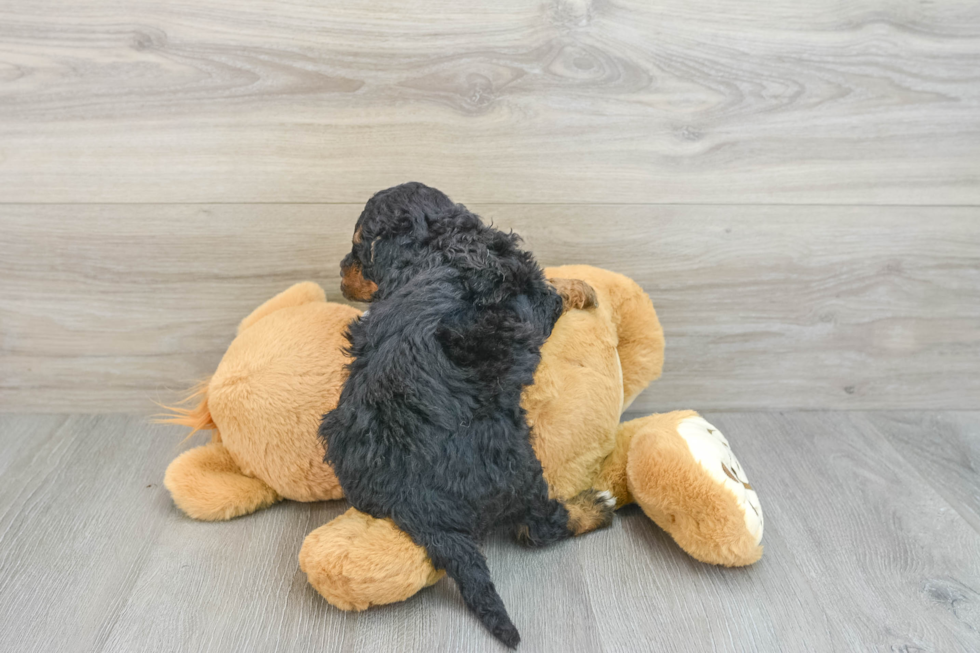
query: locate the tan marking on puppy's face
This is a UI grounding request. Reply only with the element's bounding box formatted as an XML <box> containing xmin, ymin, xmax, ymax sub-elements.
<box><xmin>353</xmin><ymin>226</ymin><xmax>363</xmax><ymax>245</ymax></box>
<box><xmin>341</xmin><ymin>260</ymin><xmax>378</xmax><ymax>302</ymax></box>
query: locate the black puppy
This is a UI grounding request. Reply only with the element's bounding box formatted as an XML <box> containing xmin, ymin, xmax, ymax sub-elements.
<box><xmin>320</xmin><ymin>183</ymin><xmax>613</xmax><ymax>647</ymax></box>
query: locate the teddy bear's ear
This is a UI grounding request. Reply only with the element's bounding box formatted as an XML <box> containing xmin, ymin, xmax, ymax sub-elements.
<box><xmin>237</xmin><ymin>282</ymin><xmax>326</xmax><ymax>334</ymax></box>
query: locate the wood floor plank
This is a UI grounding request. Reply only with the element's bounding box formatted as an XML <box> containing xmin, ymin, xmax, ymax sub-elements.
<box><xmin>1</xmin><ymin>1</ymin><xmax>978</xmax><ymax>203</ymax></box>
<box><xmin>101</xmin><ymin>469</ymin><xmax>603</xmax><ymax>653</ymax></box>
<box><xmin>2</xmin><ymin>413</ymin><xmax>980</xmax><ymax>652</ymax></box>
<box><xmin>2</xmin><ymin>204</ymin><xmax>978</xmax><ymax>412</ymax></box>
<box><xmin>0</xmin><ymin>415</ymin><xmax>182</xmax><ymax>653</ymax></box>
<box><xmin>0</xmin><ymin>413</ymin><xmax>66</xmax><ymax>479</ymax></box>
<box><xmin>577</xmin><ymin>505</ymin><xmax>838</xmax><ymax>652</ymax></box>
<box><xmin>711</xmin><ymin>412</ymin><xmax>980</xmax><ymax>652</ymax></box>
<box><xmin>99</xmin><ymin>498</ymin><xmax>350</xmax><ymax>653</ymax></box>
<box><xmin>868</xmin><ymin>411</ymin><xmax>980</xmax><ymax>536</ymax></box>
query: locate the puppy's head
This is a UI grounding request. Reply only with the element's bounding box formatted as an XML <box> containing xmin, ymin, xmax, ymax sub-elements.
<box><xmin>339</xmin><ymin>182</ymin><xmax>458</xmax><ymax>302</ymax></box>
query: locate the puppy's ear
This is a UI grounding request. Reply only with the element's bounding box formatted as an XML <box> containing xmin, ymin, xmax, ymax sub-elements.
<box><xmin>367</xmin><ymin>234</ymin><xmax>417</xmax><ymax>280</ymax></box>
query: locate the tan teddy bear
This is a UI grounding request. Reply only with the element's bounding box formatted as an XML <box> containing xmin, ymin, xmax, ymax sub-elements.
<box><xmin>163</xmin><ymin>265</ymin><xmax>763</xmax><ymax>613</ymax></box>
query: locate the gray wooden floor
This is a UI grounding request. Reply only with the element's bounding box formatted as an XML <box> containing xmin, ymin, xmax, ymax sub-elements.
<box><xmin>1</xmin><ymin>412</ymin><xmax>978</xmax><ymax>653</ymax></box>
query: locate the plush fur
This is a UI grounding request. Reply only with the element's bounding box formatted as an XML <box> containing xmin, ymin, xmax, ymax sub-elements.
<box><xmin>299</xmin><ymin>507</ymin><xmax>445</xmax><ymax>611</ymax></box>
<box><xmin>164</xmin><ymin>441</ymin><xmax>280</xmax><ymax>521</ymax></box>
<box><xmin>161</xmin><ymin>267</ymin><xmax>766</xmax><ymax>625</ymax></box>
<box><xmin>522</xmin><ymin>265</ymin><xmax>664</xmax><ymax>501</ymax></box>
<box><xmin>161</xmin><ymin>281</ymin><xmax>357</xmax><ymax>510</ymax></box>
<box><xmin>319</xmin><ymin>183</ymin><xmax>613</xmax><ymax>647</ymax></box>
<box><xmin>624</xmin><ymin>411</ymin><xmax>764</xmax><ymax>566</ymax></box>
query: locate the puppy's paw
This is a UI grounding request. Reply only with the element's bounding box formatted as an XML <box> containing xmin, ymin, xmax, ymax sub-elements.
<box><xmin>548</xmin><ymin>278</ymin><xmax>598</xmax><ymax>311</ymax></box>
<box><xmin>565</xmin><ymin>488</ymin><xmax>615</xmax><ymax>536</ymax></box>
<box><xmin>596</xmin><ymin>490</ymin><xmax>616</xmax><ymax>509</ymax></box>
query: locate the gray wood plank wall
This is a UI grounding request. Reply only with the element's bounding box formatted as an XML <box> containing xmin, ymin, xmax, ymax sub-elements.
<box><xmin>1</xmin><ymin>0</ymin><xmax>978</xmax><ymax>412</ymax></box>
<box><xmin>1</xmin><ymin>1</ymin><xmax>978</xmax><ymax>204</ymax></box>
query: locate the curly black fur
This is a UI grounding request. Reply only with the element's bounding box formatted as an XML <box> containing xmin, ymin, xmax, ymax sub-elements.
<box><xmin>320</xmin><ymin>183</ymin><xmax>592</xmax><ymax>647</ymax></box>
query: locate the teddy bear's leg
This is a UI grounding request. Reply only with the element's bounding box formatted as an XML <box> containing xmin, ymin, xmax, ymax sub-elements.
<box><xmin>237</xmin><ymin>281</ymin><xmax>326</xmax><ymax>334</ymax></box>
<box><xmin>164</xmin><ymin>440</ymin><xmax>281</xmax><ymax>521</ymax></box>
<box><xmin>299</xmin><ymin>508</ymin><xmax>445</xmax><ymax>611</ymax></box>
<box><xmin>609</xmin><ymin>411</ymin><xmax>764</xmax><ymax>567</ymax></box>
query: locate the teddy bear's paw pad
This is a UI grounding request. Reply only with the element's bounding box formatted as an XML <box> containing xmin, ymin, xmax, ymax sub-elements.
<box><xmin>677</xmin><ymin>416</ymin><xmax>763</xmax><ymax>544</ymax></box>
<box><xmin>565</xmin><ymin>489</ymin><xmax>615</xmax><ymax>535</ymax></box>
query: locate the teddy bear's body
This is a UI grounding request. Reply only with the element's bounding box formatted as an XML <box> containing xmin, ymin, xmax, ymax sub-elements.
<box><xmin>163</xmin><ymin>282</ymin><xmax>355</xmax><ymax>519</ymax></box>
<box><xmin>164</xmin><ymin>265</ymin><xmax>763</xmax><ymax>615</ymax></box>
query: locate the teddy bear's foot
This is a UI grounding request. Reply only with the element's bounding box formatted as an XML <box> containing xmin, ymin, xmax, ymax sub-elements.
<box><xmin>624</xmin><ymin>411</ymin><xmax>763</xmax><ymax>567</ymax></box>
<box><xmin>164</xmin><ymin>441</ymin><xmax>281</xmax><ymax>521</ymax></box>
<box><xmin>300</xmin><ymin>508</ymin><xmax>445</xmax><ymax>611</ymax></box>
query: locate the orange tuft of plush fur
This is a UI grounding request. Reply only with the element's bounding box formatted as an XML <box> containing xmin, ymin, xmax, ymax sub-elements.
<box><xmin>154</xmin><ymin>379</ymin><xmax>216</xmax><ymax>440</ymax></box>
<box><xmin>299</xmin><ymin>508</ymin><xmax>444</xmax><ymax>610</ymax></box>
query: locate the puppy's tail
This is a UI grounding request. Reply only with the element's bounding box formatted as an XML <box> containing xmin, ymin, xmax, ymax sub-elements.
<box><xmin>416</xmin><ymin>531</ymin><xmax>520</xmax><ymax>648</ymax></box>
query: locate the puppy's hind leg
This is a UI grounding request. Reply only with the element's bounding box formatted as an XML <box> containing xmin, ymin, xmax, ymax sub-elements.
<box><xmin>515</xmin><ymin>481</ymin><xmax>616</xmax><ymax>546</ymax></box>
<box><xmin>564</xmin><ymin>489</ymin><xmax>617</xmax><ymax>536</ymax></box>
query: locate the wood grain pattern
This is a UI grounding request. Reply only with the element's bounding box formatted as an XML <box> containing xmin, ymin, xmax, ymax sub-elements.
<box><xmin>0</xmin><ymin>415</ymin><xmax>179</xmax><ymax>653</ymax></box>
<box><xmin>868</xmin><ymin>411</ymin><xmax>980</xmax><ymax>535</ymax></box>
<box><xmin>2</xmin><ymin>203</ymin><xmax>978</xmax><ymax>412</ymax></box>
<box><xmin>0</xmin><ymin>0</ymin><xmax>978</xmax><ymax>203</ymax></box>
<box><xmin>1</xmin><ymin>412</ymin><xmax>979</xmax><ymax>652</ymax></box>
